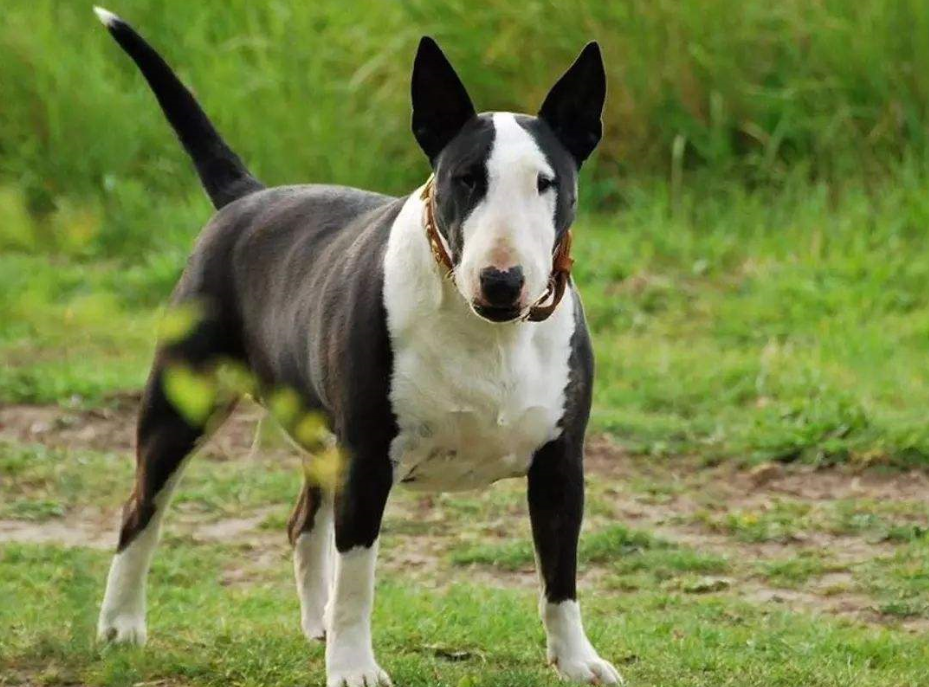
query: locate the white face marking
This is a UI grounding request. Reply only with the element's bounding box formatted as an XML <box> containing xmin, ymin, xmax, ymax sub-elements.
<box><xmin>293</xmin><ymin>495</ymin><xmax>334</xmax><ymax>641</ymax></box>
<box><xmin>456</xmin><ymin>113</ymin><xmax>558</xmax><ymax>310</ymax></box>
<box><xmin>325</xmin><ymin>543</ymin><xmax>392</xmax><ymax>686</ymax></box>
<box><xmin>541</xmin><ymin>600</ymin><xmax>623</xmax><ymax>684</ymax></box>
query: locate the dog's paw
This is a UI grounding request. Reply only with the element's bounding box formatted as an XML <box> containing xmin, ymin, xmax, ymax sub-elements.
<box><xmin>326</xmin><ymin>626</ymin><xmax>391</xmax><ymax>687</ymax></box>
<box><xmin>97</xmin><ymin>613</ymin><xmax>147</xmax><ymax>646</ymax></box>
<box><xmin>326</xmin><ymin>663</ymin><xmax>392</xmax><ymax>687</ymax></box>
<box><xmin>550</xmin><ymin>647</ymin><xmax>622</xmax><ymax>684</ymax></box>
<box><xmin>301</xmin><ymin>614</ymin><xmax>327</xmax><ymax>642</ymax></box>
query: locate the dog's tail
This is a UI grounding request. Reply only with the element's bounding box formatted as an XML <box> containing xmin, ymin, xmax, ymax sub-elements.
<box><xmin>93</xmin><ymin>7</ymin><xmax>263</xmax><ymax>209</ymax></box>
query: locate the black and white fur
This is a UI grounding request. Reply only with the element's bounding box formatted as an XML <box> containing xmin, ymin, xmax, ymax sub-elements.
<box><xmin>93</xmin><ymin>7</ymin><xmax>618</xmax><ymax>685</ymax></box>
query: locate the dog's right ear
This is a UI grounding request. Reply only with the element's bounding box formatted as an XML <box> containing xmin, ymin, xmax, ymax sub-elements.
<box><xmin>411</xmin><ymin>37</ymin><xmax>476</xmax><ymax>164</ymax></box>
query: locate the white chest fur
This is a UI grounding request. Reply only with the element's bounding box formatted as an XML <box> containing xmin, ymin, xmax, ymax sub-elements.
<box><xmin>382</xmin><ymin>191</ymin><xmax>575</xmax><ymax>492</ymax></box>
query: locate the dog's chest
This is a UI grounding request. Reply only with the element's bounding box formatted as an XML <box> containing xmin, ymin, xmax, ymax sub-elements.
<box><xmin>386</xmin><ymin>300</ymin><xmax>575</xmax><ymax>492</ymax></box>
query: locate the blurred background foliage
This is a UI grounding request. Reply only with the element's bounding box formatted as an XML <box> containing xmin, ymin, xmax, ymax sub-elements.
<box><xmin>3</xmin><ymin>0</ymin><xmax>929</xmax><ymax>257</ymax></box>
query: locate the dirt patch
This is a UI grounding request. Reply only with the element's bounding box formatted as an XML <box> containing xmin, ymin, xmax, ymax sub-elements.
<box><xmin>0</xmin><ymin>399</ymin><xmax>136</xmax><ymax>453</ymax></box>
<box><xmin>0</xmin><ymin>507</ymin><xmax>281</xmax><ymax>552</ymax></box>
<box><xmin>0</xmin><ymin>515</ymin><xmax>114</xmax><ymax>550</ymax></box>
<box><xmin>0</xmin><ymin>395</ymin><xmax>270</xmax><ymax>460</ymax></box>
<box><xmin>742</xmin><ymin>580</ymin><xmax>872</xmax><ymax>620</ymax></box>
<box><xmin>580</xmin><ymin>435</ymin><xmax>929</xmax><ymax>629</ymax></box>
<box><xmin>195</xmin><ymin>512</ymin><xmax>269</xmax><ymax>542</ymax></box>
<box><xmin>585</xmin><ymin>435</ymin><xmax>929</xmax><ymax>512</ymax></box>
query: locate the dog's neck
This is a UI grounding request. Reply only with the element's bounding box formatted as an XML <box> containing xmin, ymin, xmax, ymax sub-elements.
<box><xmin>384</xmin><ymin>186</ymin><xmax>512</xmax><ymax>338</ymax></box>
<box><xmin>407</xmin><ymin>182</ymin><xmax>477</xmax><ymax>318</ymax></box>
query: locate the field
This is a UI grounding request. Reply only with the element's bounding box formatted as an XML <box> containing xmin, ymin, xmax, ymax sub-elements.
<box><xmin>3</xmin><ymin>0</ymin><xmax>929</xmax><ymax>685</ymax></box>
<box><xmin>3</xmin><ymin>400</ymin><xmax>929</xmax><ymax>686</ymax></box>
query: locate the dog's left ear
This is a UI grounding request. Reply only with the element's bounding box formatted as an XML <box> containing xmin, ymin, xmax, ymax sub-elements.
<box><xmin>411</xmin><ymin>36</ymin><xmax>477</xmax><ymax>164</ymax></box>
<box><xmin>539</xmin><ymin>42</ymin><xmax>606</xmax><ymax>167</ymax></box>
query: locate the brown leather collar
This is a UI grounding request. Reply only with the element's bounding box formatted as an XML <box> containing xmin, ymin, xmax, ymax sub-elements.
<box><xmin>420</xmin><ymin>175</ymin><xmax>455</xmax><ymax>278</ymax></box>
<box><xmin>419</xmin><ymin>175</ymin><xmax>574</xmax><ymax>323</ymax></box>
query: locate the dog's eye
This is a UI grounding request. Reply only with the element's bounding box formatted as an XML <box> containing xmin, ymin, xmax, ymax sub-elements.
<box><xmin>455</xmin><ymin>170</ymin><xmax>480</xmax><ymax>191</ymax></box>
<box><xmin>537</xmin><ymin>174</ymin><xmax>556</xmax><ymax>194</ymax></box>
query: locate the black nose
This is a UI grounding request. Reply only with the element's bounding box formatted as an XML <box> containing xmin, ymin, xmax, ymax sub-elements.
<box><xmin>479</xmin><ymin>266</ymin><xmax>525</xmax><ymax>306</ymax></box>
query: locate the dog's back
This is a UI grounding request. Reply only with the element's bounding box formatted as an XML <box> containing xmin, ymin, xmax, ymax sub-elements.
<box><xmin>94</xmin><ymin>8</ymin><xmax>405</xmax><ymax>414</ymax></box>
<box><xmin>177</xmin><ymin>184</ymin><xmax>402</xmax><ymax>413</ymax></box>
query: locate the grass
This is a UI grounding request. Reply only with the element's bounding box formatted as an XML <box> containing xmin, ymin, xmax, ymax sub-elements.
<box><xmin>860</xmin><ymin>539</ymin><xmax>929</xmax><ymax>620</ymax></box>
<box><xmin>6</xmin><ymin>542</ymin><xmax>929</xmax><ymax>687</ymax></box>
<box><xmin>757</xmin><ymin>553</ymin><xmax>846</xmax><ymax>587</ymax></box>
<box><xmin>3</xmin><ymin>435</ymin><xmax>929</xmax><ymax>685</ymax></box>
<box><xmin>583</xmin><ymin>170</ymin><xmax>929</xmax><ymax>465</ymax></box>
<box><xmin>692</xmin><ymin>495</ymin><xmax>929</xmax><ymax>547</ymax></box>
<box><xmin>6</xmin><ymin>0</ymin><xmax>929</xmax><ymax>227</ymax></box>
<box><xmin>451</xmin><ymin>525</ymin><xmax>666</xmax><ymax>571</ymax></box>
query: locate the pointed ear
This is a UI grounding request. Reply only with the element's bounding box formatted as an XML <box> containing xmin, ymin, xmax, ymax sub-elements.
<box><xmin>411</xmin><ymin>37</ymin><xmax>476</xmax><ymax>163</ymax></box>
<box><xmin>539</xmin><ymin>42</ymin><xmax>606</xmax><ymax>166</ymax></box>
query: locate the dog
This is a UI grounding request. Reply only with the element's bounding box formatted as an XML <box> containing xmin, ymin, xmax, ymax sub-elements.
<box><xmin>92</xmin><ymin>7</ymin><xmax>619</xmax><ymax>686</ymax></box>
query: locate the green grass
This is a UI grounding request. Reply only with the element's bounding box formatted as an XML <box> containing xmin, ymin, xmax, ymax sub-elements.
<box><xmin>695</xmin><ymin>500</ymin><xmax>814</xmax><ymax>543</ymax></box>
<box><xmin>5</xmin><ymin>540</ymin><xmax>929</xmax><ymax>686</ymax></box>
<box><xmin>0</xmin><ymin>442</ymin><xmax>131</xmax><ymax>519</ymax></box>
<box><xmin>4</xmin><ymin>419</ymin><xmax>929</xmax><ymax>684</ymax></box>
<box><xmin>0</xmin><ymin>254</ymin><xmax>158</xmax><ymax>404</ymax></box>
<box><xmin>581</xmin><ymin>171</ymin><xmax>929</xmax><ymax>465</ymax></box>
<box><xmin>859</xmin><ymin>539</ymin><xmax>929</xmax><ymax>620</ymax></box>
<box><xmin>450</xmin><ymin>525</ymin><xmax>666</xmax><ymax>571</ymax></box>
<box><xmin>6</xmin><ymin>0</ymin><xmax>929</xmax><ymax>227</ymax></box>
<box><xmin>829</xmin><ymin>500</ymin><xmax>929</xmax><ymax>541</ymax></box>
<box><xmin>693</xmin><ymin>494</ymin><xmax>929</xmax><ymax>547</ymax></box>
<box><xmin>0</xmin><ymin>440</ymin><xmax>304</xmax><ymax>523</ymax></box>
<box><xmin>757</xmin><ymin>553</ymin><xmax>847</xmax><ymax>587</ymax></box>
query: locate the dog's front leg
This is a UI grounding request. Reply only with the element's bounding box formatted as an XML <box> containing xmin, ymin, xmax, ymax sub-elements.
<box><xmin>528</xmin><ymin>437</ymin><xmax>622</xmax><ymax>685</ymax></box>
<box><xmin>325</xmin><ymin>445</ymin><xmax>393</xmax><ymax>687</ymax></box>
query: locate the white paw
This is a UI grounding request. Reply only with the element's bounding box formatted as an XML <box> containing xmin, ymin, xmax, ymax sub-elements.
<box><xmin>302</xmin><ymin>614</ymin><xmax>327</xmax><ymax>642</ymax></box>
<box><xmin>326</xmin><ymin>622</ymin><xmax>391</xmax><ymax>687</ymax></box>
<box><xmin>550</xmin><ymin>649</ymin><xmax>623</xmax><ymax>684</ymax></box>
<box><xmin>97</xmin><ymin>613</ymin><xmax>147</xmax><ymax>646</ymax></box>
<box><xmin>326</xmin><ymin>663</ymin><xmax>392</xmax><ymax>687</ymax></box>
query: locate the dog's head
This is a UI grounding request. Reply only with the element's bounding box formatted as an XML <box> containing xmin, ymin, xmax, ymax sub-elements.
<box><xmin>411</xmin><ymin>38</ymin><xmax>605</xmax><ymax>323</ymax></box>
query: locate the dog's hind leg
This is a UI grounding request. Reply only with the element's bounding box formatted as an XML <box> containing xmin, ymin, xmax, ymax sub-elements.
<box><xmin>98</xmin><ymin>308</ymin><xmax>239</xmax><ymax>645</ymax></box>
<box><xmin>288</xmin><ymin>482</ymin><xmax>334</xmax><ymax>641</ymax></box>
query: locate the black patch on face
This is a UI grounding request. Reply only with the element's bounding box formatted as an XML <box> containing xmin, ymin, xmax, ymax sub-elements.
<box><xmin>514</xmin><ymin>114</ymin><xmax>579</xmax><ymax>246</ymax></box>
<box><xmin>430</xmin><ymin>114</ymin><xmax>495</xmax><ymax>262</ymax></box>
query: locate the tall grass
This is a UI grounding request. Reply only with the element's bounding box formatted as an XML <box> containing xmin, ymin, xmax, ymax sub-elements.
<box><xmin>3</xmin><ymin>0</ymin><xmax>929</xmax><ymax>257</ymax></box>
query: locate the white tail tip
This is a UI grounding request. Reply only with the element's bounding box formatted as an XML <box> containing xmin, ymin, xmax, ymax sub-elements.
<box><xmin>93</xmin><ymin>6</ymin><xmax>120</xmax><ymax>27</ymax></box>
